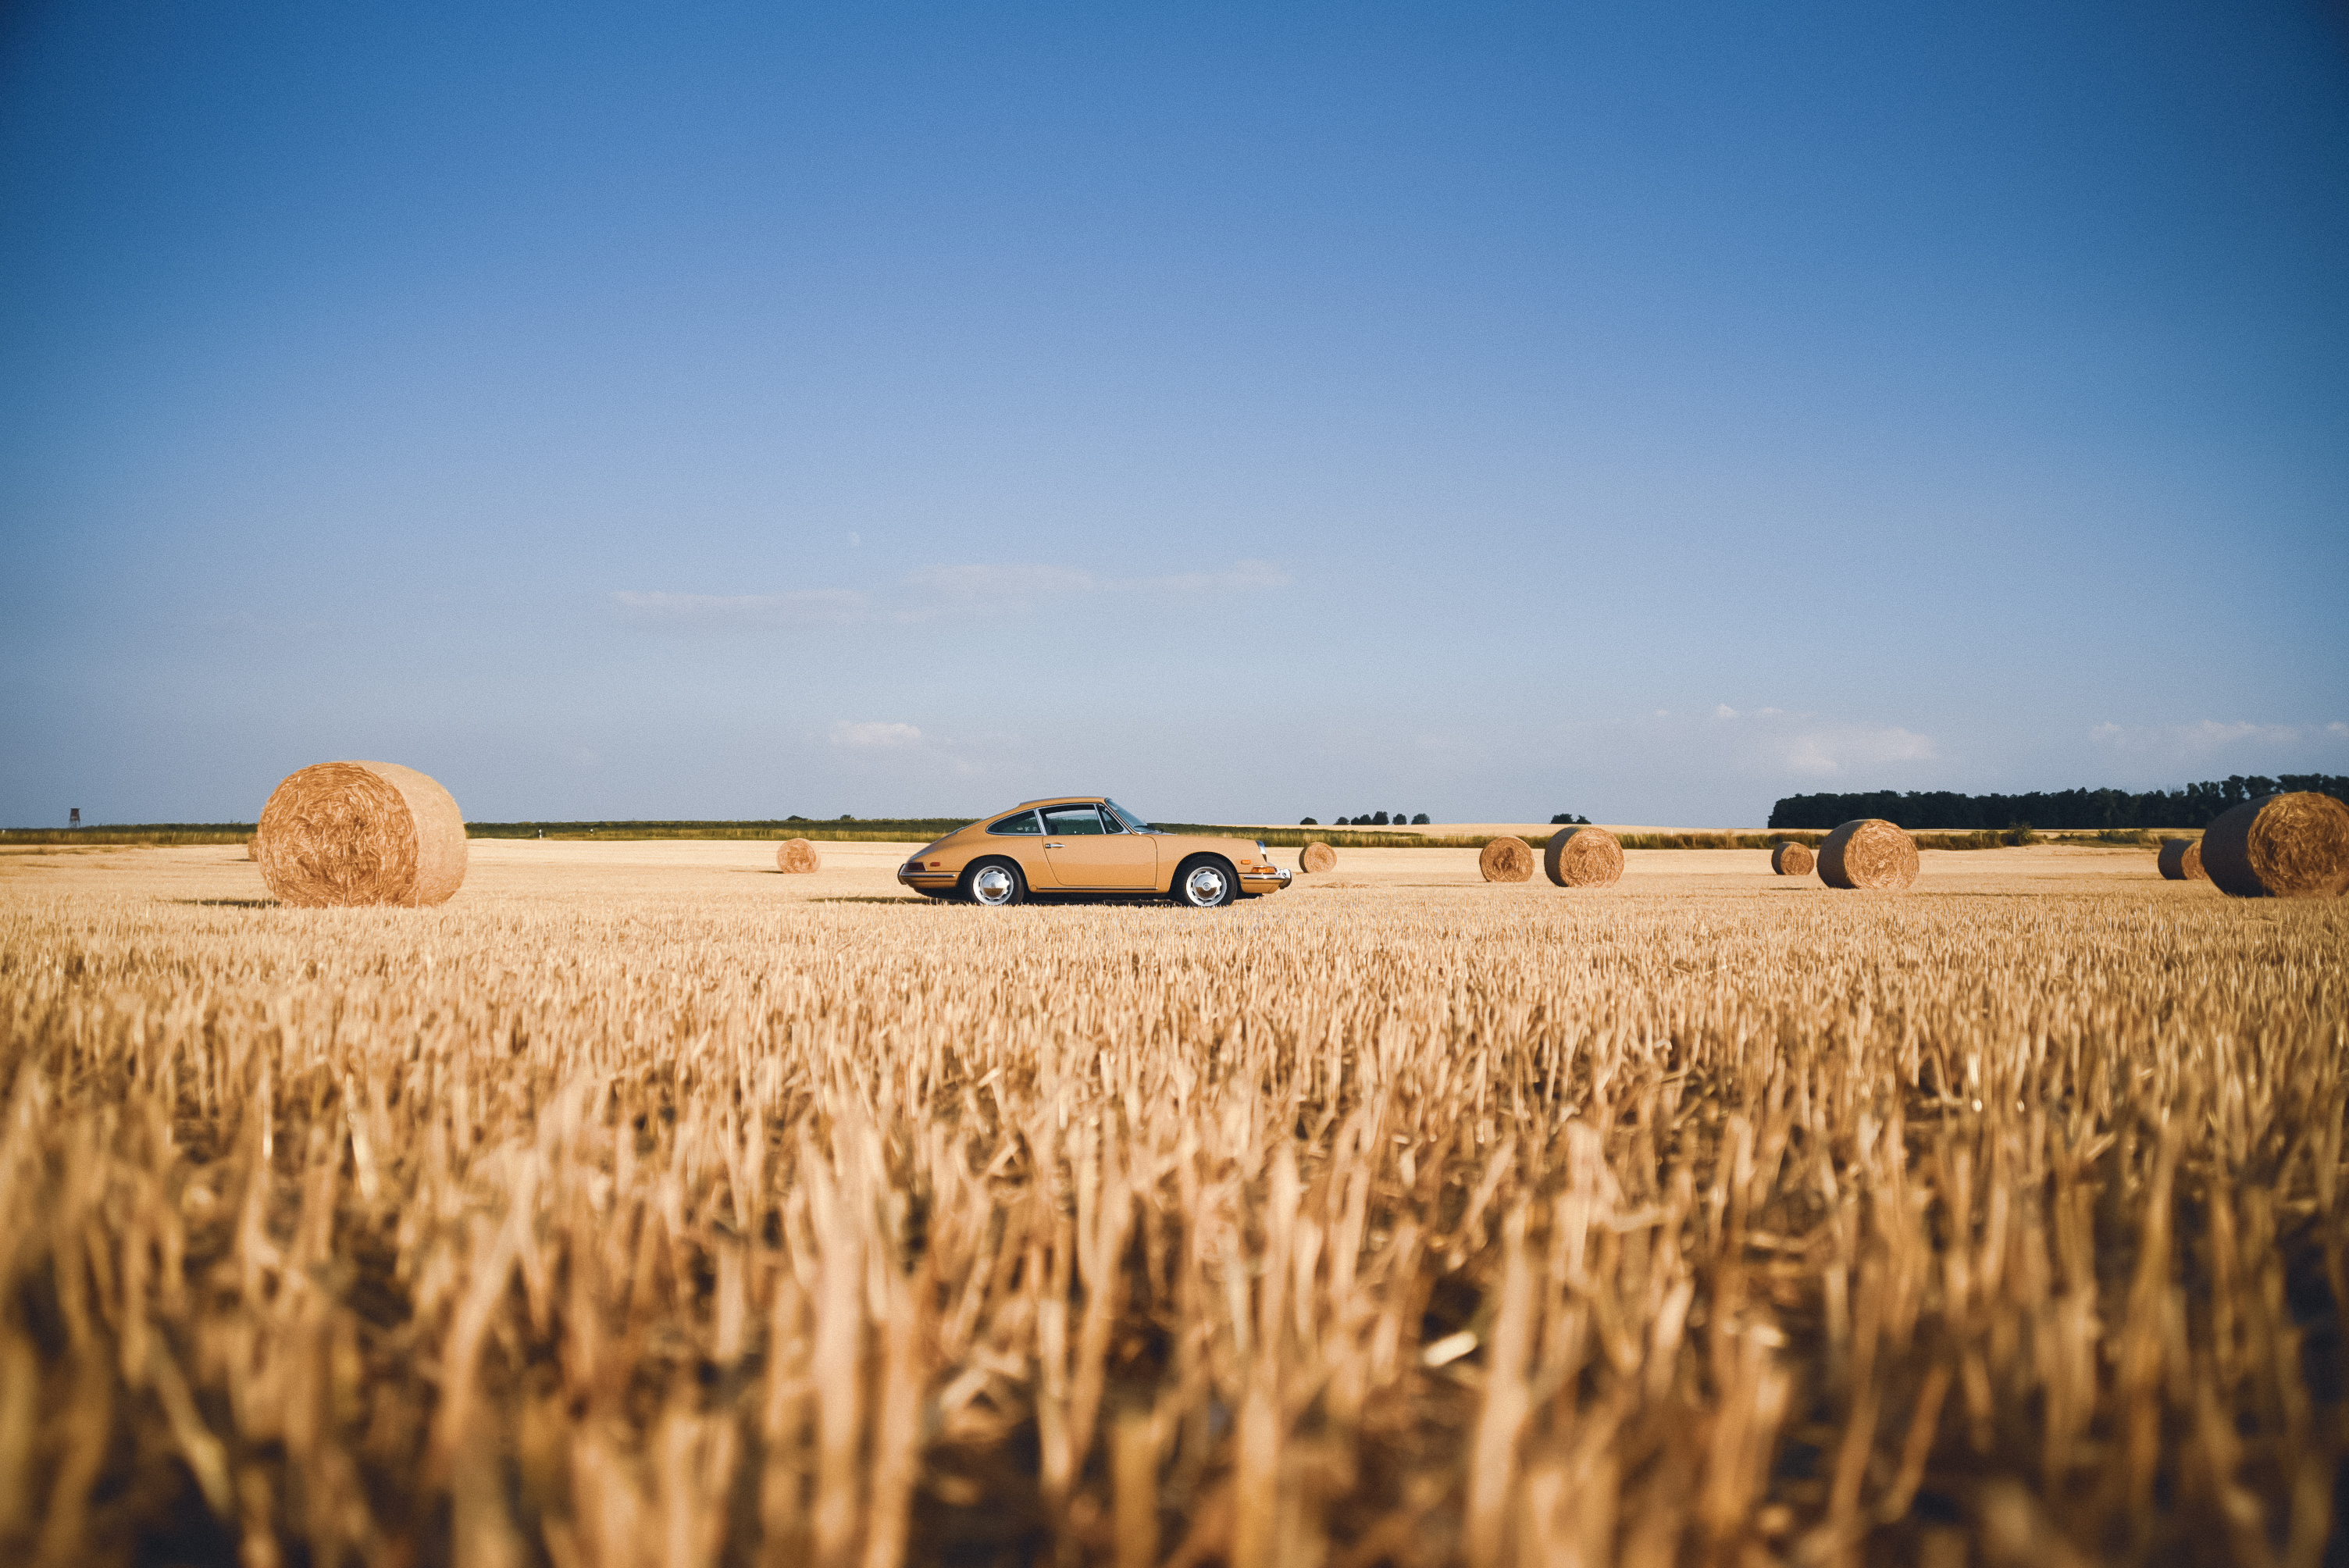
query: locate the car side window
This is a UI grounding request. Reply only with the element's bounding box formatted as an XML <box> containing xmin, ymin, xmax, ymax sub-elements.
<box><xmin>988</xmin><ymin>811</ymin><xmax>1043</xmax><ymax>836</ymax></box>
<box><xmin>1041</xmin><ymin>805</ymin><xmax>1107</xmax><ymax>836</ymax></box>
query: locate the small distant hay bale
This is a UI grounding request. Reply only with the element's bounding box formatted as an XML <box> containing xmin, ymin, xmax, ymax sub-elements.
<box><xmin>1543</xmin><ymin>825</ymin><xmax>1622</xmax><ymax>887</ymax></box>
<box><xmin>1770</xmin><ymin>841</ymin><xmax>1815</xmax><ymax>877</ymax></box>
<box><xmin>1817</xmin><ymin>818</ymin><xmax>1918</xmax><ymax>891</ymax></box>
<box><xmin>2199</xmin><ymin>793</ymin><xmax>2349</xmax><ymax>900</ymax></box>
<box><xmin>1479</xmin><ymin>836</ymin><xmax>1535</xmax><ymax>882</ymax></box>
<box><xmin>1299</xmin><ymin>841</ymin><xmax>1336</xmax><ymax>874</ymax></box>
<box><xmin>255</xmin><ymin>761</ymin><xmax>467</xmax><ymax>907</ymax></box>
<box><xmin>2156</xmin><ymin>839</ymin><xmax>2205</xmax><ymax>882</ymax></box>
<box><xmin>244</xmin><ymin>836</ymin><xmax>259</xmax><ymax>861</ymax></box>
<box><xmin>776</xmin><ymin>838</ymin><xmax>822</xmax><ymax>874</ymax></box>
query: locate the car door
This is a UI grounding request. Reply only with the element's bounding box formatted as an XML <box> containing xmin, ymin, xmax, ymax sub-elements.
<box><xmin>1039</xmin><ymin>803</ymin><xmax>1158</xmax><ymax>888</ymax></box>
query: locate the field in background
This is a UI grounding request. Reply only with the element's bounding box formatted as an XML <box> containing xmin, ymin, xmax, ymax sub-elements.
<box><xmin>2</xmin><ymin>819</ymin><xmax>2201</xmax><ymax>851</ymax></box>
<box><xmin>0</xmin><ymin>841</ymin><xmax>2336</xmax><ymax>1568</ymax></box>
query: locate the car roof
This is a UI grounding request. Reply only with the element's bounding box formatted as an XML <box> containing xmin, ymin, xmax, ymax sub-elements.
<box><xmin>1008</xmin><ymin>796</ymin><xmax>1104</xmax><ymax>811</ymax></box>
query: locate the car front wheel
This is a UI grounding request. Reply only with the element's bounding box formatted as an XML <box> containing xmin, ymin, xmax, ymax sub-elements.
<box><xmin>1173</xmin><ymin>857</ymin><xmax>1237</xmax><ymax>908</ymax></box>
<box><xmin>964</xmin><ymin>859</ymin><xmax>1028</xmax><ymax>907</ymax></box>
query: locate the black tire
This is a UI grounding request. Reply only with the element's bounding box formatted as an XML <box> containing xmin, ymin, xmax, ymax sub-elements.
<box><xmin>962</xmin><ymin>858</ymin><xmax>1028</xmax><ymax>907</ymax></box>
<box><xmin>1171</xmin><ymin>856</ymin><xmax>1238</xmax><ymax>908</ymax></box>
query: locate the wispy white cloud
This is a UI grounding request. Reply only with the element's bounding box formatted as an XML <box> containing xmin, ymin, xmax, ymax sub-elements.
<box><xmin>829</xmin><ymin>720</ymin><xmax>923</xmax><ymax>750</ymax></box>
<box><xmin>613</xmin><ymin>558</ymin><xmax>1287</xmax><ymax>629</ymax></box>
<box><xmin>909</xmin><ymin>564</ymin><xmax>1104</xmax><ymax>604</ymax></box>
<box><xmin>1688</xmin><ymin>705</ymin><xmax>1937</xmax><ymax>777</ymax></box>
<box><xmin>1762</xmin><ymin>723</ymin><xmax>1936</xmax><ymax>777</ymax></box>
<box><xmin>823</xmin><ymin>719</ymin><xmax>993</xmax><ymax>778</ymax></box>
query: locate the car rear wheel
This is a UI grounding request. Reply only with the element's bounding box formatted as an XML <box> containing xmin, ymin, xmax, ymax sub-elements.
<box><xmin>964</xmin><ymin>858</ymin><xmax>1028</xmax><ymax>907</ymax></box>
<box><xmin>1173</xmin><ymin>857</ymin><xmax>1237</xmax><ymax>908</ymax></box>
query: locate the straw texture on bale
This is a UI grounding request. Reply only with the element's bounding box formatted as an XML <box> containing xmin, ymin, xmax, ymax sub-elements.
<box><xmin>1543</xmin><ymin>825</ymin><xmax>1623</xmax><ymax>887</ymax></box>
<box><xmin>1817</xmin><ymin>818</ymin><xmax>1919</xmax><ymax>891</ymax></box>
<box><xmin>2157</xmin><ymin>838</ymin><xmax>2206</xmax><ymax>882</ymax></box>
<box><xmin>2198</xmin><ymin>792</ymin><xmax>2349</xmax><ymax>900</ymax></box>
<box><xmin>1478</xmin><ymin>835</ymin><xmax>1535</xmax><ymax>882</ymax></box>
<box><xmin>244</xmin><ymin>836</ymin><xmax>259</xmax><ymax>861</ymax></box>
<box><xmin>255</xmin><ymin>761</ymin><xmax>467</xmax><ymax>907</ymax></box>
<box><xmin>1770</xmin><ymin>841</ymin><xmax>1815</xmax><ymax>877</ymax></box>
<box><xmin>1298</xmin><ymin>840</ymin><xmax>1337</xmax><ymax>874</ymax></box>
<box><xmin>775</xmin><ymin>838</ymin><xmax>822</xmax><ymax>874</ymax></box>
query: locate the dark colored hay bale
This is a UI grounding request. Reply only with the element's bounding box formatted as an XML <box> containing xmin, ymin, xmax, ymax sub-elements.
<box><xmin>2199</xmin><ymin>793</ymin><xmax>2349</xmax><ymax>899</ymax></box>
<box><xmin>2156</xmin><ymin>839</ymin><xmax>2205</xmax><ymax>882</ymax></box>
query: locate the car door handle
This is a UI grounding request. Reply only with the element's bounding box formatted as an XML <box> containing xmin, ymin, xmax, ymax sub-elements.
<box><xmin>1044</xmin><ymin>842</ymin><xmax>1064</xmax><ymax>848</ymax></box>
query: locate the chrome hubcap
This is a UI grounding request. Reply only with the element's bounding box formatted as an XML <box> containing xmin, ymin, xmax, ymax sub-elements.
<box><xmin>1182</xmin><ymin>867</ymin><xmax>1228</xmax><ymax>905</ymax></box>
<box><xmin>971</xmin><ymin>866</ymin><xmax>1016</xmax><ymax>905</ymax></box>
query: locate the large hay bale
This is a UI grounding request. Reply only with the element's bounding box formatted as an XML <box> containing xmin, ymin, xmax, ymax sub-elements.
<box><xmin>255</xmin><ymin>761</ymin><xmax>467</xmax><ymax>907</ymax></box>
<box><xmin>776</xmin><ymin>838</ymin><xmax>822</xmax><ymax>874</ymax></box>
<box><xmin>2199</xmin><ymin>793</ymin><xmax>2349</xmax><ymax>899</ymax></box>
<box><xmin>1817</xmin><ymin>818</ymin><xmax>1918</xmax><ymax>891</ymax></box>
<box><xmin>2156</xmin><ymin>839</ymin><xmax>2205</xmax><ymax>882</ymax></box>
<box><xmin>1299</xmin><ymin>841</ymin><xmax>1336</xmax><ymax>874</ymax></box>
<box><xmin>1770</xmin><ymin>841</ymin><xmax>1815</xmax><ymax>876</ymax></box>
<box><xmin>1543</xmin><ymin>825</ymin><xmax>1622</xmax><ymax>887</ymax></box>
<box><xmin>1479</xmin><ymin>836</ymin><xmax>1535</xmax><ymax>883</ymax></box>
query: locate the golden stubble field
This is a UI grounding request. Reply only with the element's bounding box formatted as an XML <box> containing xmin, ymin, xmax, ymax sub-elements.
<box><xmin>0</xmin><ymin>839</ymin><xmax>2341</xmax><ymax>1568</ymax></box>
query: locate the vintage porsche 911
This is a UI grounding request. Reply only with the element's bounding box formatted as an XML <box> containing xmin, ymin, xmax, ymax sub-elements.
<box><xmin>896</xmin><ymin>797</ymin><xmax>1292</xmax><ymax>907</ymax></box>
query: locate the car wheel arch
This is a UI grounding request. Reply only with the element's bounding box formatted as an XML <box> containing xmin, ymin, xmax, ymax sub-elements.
<box><xmin>962</xmin><ymin>857</ymin><xmax>1029</xmax><ymax>907</ymax></box>
<box><xmin>1171</xmin><ymin>853</ymin><xmax>1239</xmax><ymax>908</ymax></box>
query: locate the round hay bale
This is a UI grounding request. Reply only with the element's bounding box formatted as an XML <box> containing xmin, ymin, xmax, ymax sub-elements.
<box><xmin>1543</xmin><ymin>825</ymin><xmax>1622</xmax><ymax>888</ymax></box>
<box><xmin>244</xmin><ymin>836</ymin><xmax>259</xmax><ymax>861</ymax></box>
<box><xmin>1817</xmin><ymin>818</ymin><xmax>1918</xmax><ymax>891</ymax></box>
<box><xmin>1299</xmin><ymin>841</ymin><xmax>1336</xmax><ymax>874</ymax></box>
<box><xmin>1479</xmin><ymin>836</ymin><xmax>1535</xmax><ymax>883</ymax></box>
<box><xmin>776</xmin><ymin>838</ymin><xmax>822</xmax><ymax>874</ymax></box>
<box><xmin>2156</xmin><ymin>838</ymin><xmax>2205</xmax><ymax>882</ymax></box>
<box><xmin>2199</xmin><ymin>793</ymin><xmax>2349</xmax><ymax>900</ymax></box>
<box><xmin>1770</xmin><ymin>840</ymin><xmax>1815</xmax><ymax>877</ymax></box>
<box><xmin>255</xmin><ymin>761</ymin><xmax>467</xmax><ymax>907</ymax></box>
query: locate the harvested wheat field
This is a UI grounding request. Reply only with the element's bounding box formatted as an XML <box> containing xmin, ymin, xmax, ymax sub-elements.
<box><xmin>0</xmin><ymin>838</ymin><xmax>2341</xmax><ymax>1568</ymax></box>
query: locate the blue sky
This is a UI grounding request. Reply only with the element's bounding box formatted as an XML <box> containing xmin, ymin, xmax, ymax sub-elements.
<box><xmin>4</xmin><ymin>1</ymin><xmax>2344</xmax><ymax>827</ymax></box>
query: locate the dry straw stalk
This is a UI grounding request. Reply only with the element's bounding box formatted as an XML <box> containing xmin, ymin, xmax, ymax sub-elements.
<box><xmin>0</xmin><ymin>884</ymin><xmax>2340</xmax><ymax>1565</ymax></box>
<box><xmin>776</xmin><ymin>838</ymin><xmax>823</xmax><ymax>874</ymax></box>
<box><xmin>1478</xmin><ymin>834</ymin><xmax>1535</xmax><ymax>882</ymax></box>
<box><xmin>2156</xmin><ymin>838</ymin><xmax>2205</xmax><ymax>882</ymax></box>
<box><xmin>2199</xmin><ymin>792</ymin><xmax>2349</xmax><ymax>899</ymax></box>
<box><xmin>6</xmin><ymin>845</ymin><xmax>2347</xmax><ymax>1568</ymax></box>
<box><xmin>254</xmin><ymin>761</ymin><xmax>467</xmax><ymax>907</ymax></box>
<box><xmin>1542</xmin><ymin>825</ymin><xmax>1623</xmax><ymax>888</ymax></box>
<box><xmin>1770</xmin><ymin>840</ymin><xmax>1815</xmax><ymax>877</ymax></box>
<box><xmin>1298</xmin><ymin>841</ymin><xmax>1337</xmax><ymax>874</ymax></box>
<box><xmin>1817</xmin><ymin>818</ymin><xmax>1919</xmax><ymax>891</ymax></box>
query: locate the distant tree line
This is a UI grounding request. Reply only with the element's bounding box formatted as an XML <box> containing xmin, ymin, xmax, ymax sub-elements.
<box><xmin>1301</xmin><ymin>813</ymin><xmax>1431</xmax><ymax>826</ymax></box>
<box><xmin>1767</xmin><ymin>775</ymin><xmax>2349</xmax><ymax>832</ymax></box>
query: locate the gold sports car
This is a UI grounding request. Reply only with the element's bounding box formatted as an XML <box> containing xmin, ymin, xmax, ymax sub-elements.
<box><xmin>896</xmin><ymin>797</ymin><xmax>1292</xmax><ymax>907</ymax></box>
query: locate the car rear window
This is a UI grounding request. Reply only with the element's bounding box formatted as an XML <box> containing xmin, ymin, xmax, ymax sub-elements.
<box><xmin>987</xmin><ymin>811</ymin><xmax>1043</xmax><ymax>836</ymax></box>
<box><xmin>1041</xmin><ymin>804</ymin><xmax>1107</xmax><ymax>836</ymax></box>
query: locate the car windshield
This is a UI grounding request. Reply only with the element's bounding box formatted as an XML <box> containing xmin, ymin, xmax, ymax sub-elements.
<box><xmin>1103</xmin><ymin>800</ymin><xmax>1156</xmax><ymax>833</ymax></box>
